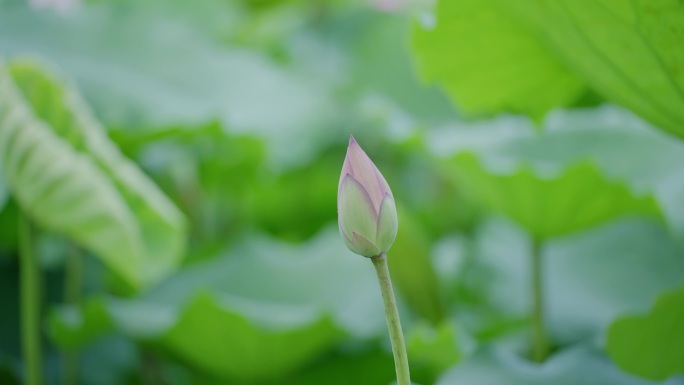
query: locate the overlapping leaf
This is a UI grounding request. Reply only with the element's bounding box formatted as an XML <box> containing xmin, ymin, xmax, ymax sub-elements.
<box><xmin>448</xmin><ymin>152</ymin><xmax>660</xmax><ymax>239</ymax></box>
<box><xmin>0</xmin><ymin>58</ymin><xmax>186</xmax><ymax>288</ymax></box>
<box><xmin>412</xmin><ymin>0</ymin><xmax>586</xmax><ymax>119</ymax></box>
<box><xmin>501</xmin><ymin>0</ymin><xmax>684</xmax><ymax>138</ymax></box>
<box><xmin>51</xmin><ymin>292</ymin><xmax>343</xmax><ymax>381</ymax></box>
<box><xmin>427</xmin><ymin>108</ymin><xmax>674</xmax><ymax>238</ymax></box>
<box><xmin>607</xmin><ymin>284</ymin><xmax>684</xmax><ymax>381</ymax></box>
<box><xmin>492</xmin><ymin>110</ymin><xmax>684</xmax><ymax>233</ymax></box>
<box><xmin>414</xmin><ymin>0</ymin><xmax>684</xmax><ymax>138</ymax></box>
<box><xmin>437</xmin><ymin>345</ymin><xmax>659</xmax><ymax>385</ymax></box>
<box><xmin>49</xmin><ymin>228</ymin><xmax>387</xmax><ymax>381</ymax></box>
<box><xmin>472</xmin><ymin>217</ymin><xmax>684</xmax><ymax>344</ymax></box>
<box><xmin>432</xmin><ymin>106</ymin><xmax>684</xmax><ymax>234</ymax></box>
<box><xmin>162</xmin><ymin>293</ymin><xmax>341</xmax><ymax>381</ymax></box>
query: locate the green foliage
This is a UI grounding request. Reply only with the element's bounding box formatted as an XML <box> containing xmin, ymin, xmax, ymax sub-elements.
<box><xmin>249</xmin><ymin>152</ymin><xmax>339</xmax><ymax>241</ymax></box>
<box><xmin>390</xmin><ymin>205</ymin><xmax>446</xmax><ymax>324</ymax></box>
<box><xmin>607</xmin><ymin>284</ymin><xmax>684</xmax><ymax>380</ymax></box>
<box><xmin>448</xmin><ymin>153</ymin><xmax>661</xmax><ymax>239</ymax></box>
<box><xmin>438</xmin><ymin>346</ymin><xmax>656</xmax><ymax>385</ymax></box>
<box><xmin>273</xmin><ymin>350</ymin><xmax>396</xmax><ymax>385</ymax></box>
<box><xmin>1</xmin><ymin>0</ymin><xmax>683</xmax><ymax>384</ymax></box>
<box><xmin>504</xmin><ymin>0</ymin><xmax>684</xmax><ymax>138</ymax></box>
<box><xmin>0</xmin><ymin>176</ymin><xmax>7</xmax><ymax>213</ymax></box>
<box><xmin>0</xmin><ymin>58</ymin><xmax>186</xmax><ymax>289</ymax></box>
<box><xmin>161</xmin><ymin>293</ymin><xmax>341</xmax><ymax>381</ymax></box>
<box><xmin>49</xmin><ymin>299</ymin><xmax>114</xmax><ymax>349</ymax></box>
<box><xmin>471</xmin><ymin>217</ymin><xmax>684</xmax><ymax>347</ymax></box>
<box><xmin>412</xmin><ymin>0</ymin><xmax>586</xmax><ymax>119</ymax></box>
<box><xmin>0</xmin><ymin>0</ymin><xmax>336</xmax><ymax>167</ymax></box>
<box><xmin>49</xmin><ymin>229</ymin><xmax>388</xmax><ymax>381</ymax></box>
<box><xmin>407</xmin><ymin>321</ymin><xmax>461</xmax><ymax>383</ymax></box>
<box><xmin>413</xmin><ymin>0</ymin><xmax>684</xmax><ymax>138</ymax></box>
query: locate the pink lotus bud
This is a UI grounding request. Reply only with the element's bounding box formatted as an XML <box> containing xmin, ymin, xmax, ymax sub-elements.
<box><xmin>338</xmin><ymin>136</ymin><xmax>398</xmax><ymax>257</ymax></box>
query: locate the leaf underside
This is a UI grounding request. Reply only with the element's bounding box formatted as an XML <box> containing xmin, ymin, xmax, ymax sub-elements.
<box><xmin>0</xmin><ymin>58</ymin><xmax>186</xmax><ymax>289</ymax></box>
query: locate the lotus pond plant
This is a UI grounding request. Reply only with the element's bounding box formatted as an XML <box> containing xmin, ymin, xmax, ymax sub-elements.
<box><xmin>337</xmin><ymin>136</ymin><xmax>410</xmax><ymax>385</ymax></box>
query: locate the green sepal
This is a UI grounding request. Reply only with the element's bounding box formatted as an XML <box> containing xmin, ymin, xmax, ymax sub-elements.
<box><xmin>376</xmin><ymin>193</ymin><xmax>398</xmax><ymax>253</ymax></box>
<box><xmin>341</xmin><ymin>231</ymin><xmax>381</xmax><ymax>257</ymax></box>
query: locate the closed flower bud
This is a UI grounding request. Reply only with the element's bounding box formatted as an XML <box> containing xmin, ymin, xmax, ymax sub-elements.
<box><xmin>338</xmin><ymin>136</ymin><xmax>398</xmax><ymax>257</ymax></box>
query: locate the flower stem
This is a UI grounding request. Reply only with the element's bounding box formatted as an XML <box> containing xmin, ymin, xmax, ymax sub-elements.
<box><xmin>20</xmin><ymin>212</ymin><xmax>43</xmax><ymax>385</ymax></box>
<box><xmin>371</xmin><ymin>253</ymin><xmax>411</xmax><ymax>385</ymax></box>
<box><xmin>62</xmin><ymin>247</ymin><xmax>83</xmax><ymax>385</ymax></box>
<box><xmin>531</xmin><ymin>238</ymin><xmax>548</xmax><ymax>362</ymax></box>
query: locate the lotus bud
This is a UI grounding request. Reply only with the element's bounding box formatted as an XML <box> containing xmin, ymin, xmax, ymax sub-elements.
<box><xmin>338</xmin><ymin>136</ymin><xmax>398</xmax><ymax>257</ymax></box>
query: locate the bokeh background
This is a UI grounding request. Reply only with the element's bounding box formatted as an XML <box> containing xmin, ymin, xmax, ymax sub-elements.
<box><xmin>1</xmin><ymin>0</ymin><xmax>684</xmax><ymax>384</ymax></box>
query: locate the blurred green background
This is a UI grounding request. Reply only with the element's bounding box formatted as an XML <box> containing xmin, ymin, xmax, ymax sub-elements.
<box><xmin>1</xmin><ymin>0</ymin><xmax>684</xmax><ymax>384</ymax></box>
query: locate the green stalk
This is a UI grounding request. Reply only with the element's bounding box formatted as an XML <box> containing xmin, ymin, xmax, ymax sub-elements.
<box><xmin>531</xmin><ymin>239</ymin><xmax>548</xmax><ymax>362</ymax></box>
<box><xmin>20</xmin><ymin>213</ymin><xmax>43</xmax><ymax>385</ymax></box>
<box><xmin>62</xmin><ymin>247</ymin><xmax>83</xmax><ymax>385</ymax></box>
<box><xmin>371</xmin><ymin>253</ymin><xmax>411</xmax><ymax>385</ymax></box>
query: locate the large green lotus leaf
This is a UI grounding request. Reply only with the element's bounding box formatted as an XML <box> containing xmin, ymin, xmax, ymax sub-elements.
<box><xmin>428</xmin><ymin>106</ymin><xmax>684</xmax><ymax>234</ymax></box>
<box><xmin>50</xmin><ymin>228</ymin><xmax>387</xmax><ymax>339</ymax></box>
<box><xmin>412</xmin><ymin>0</ymin><xmax>586</xmax><ymax>119</ymax></box>
<box><xmin>472</xmin><ymin>217</ymin><xmax>684</xmax><ymax>344</ymax></box>
<box><xmin>139</xmin><ymin>227</ymin><xmax>386</xmax><ymax>338</ymax></box>
<box><xmin>502</xmin><ymin>0</ymin><xmax>684</xmax><ymax>139</ymax></box>
<box><xmin>161</xmin><ymin>292</ymin><xmax>342</xmax><ymax>382</ymax></box>
<box><xmin>490</xmin><ymin>109</ymin><xmax>684</xmax><ymax>182</ymax></box>
<box><xmin>0</xmin><ymin>58</ymin><xmax>186</xmax><ymax>288</ymax></box>
<box><xmin>51</xmin><ymin>292</ymin><xmax>345</xmax><ymax>382</ymax></box>
<box><xmin>50</xmin><ymin>228</ymin><xmax>388</xmax><ymax>380</ymax></box>
<box><xmin>437</xmin><ymin>345</ymin><xmax>659</xmax><ymax>385</ymax></box>
<box><xmin>449</xmin><ymin>152</ymin><xmax>661</xmax><ymax>238</ymax></box>
<box><xmin>492</xmin><ymin>113</ymin><xmax>684</xmax><ymax>234</ymax></box>
<box><xmin>413</xmin><ymin>0</ymin><xmax>684</xmax><ymax>138</ymax></box>
<box><xmin>607</xmin><ymin>284</ymin><xmax>684</xmax><ymax>381</ymax></box>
